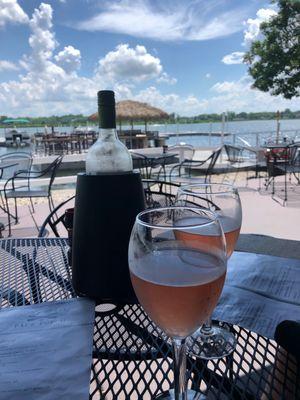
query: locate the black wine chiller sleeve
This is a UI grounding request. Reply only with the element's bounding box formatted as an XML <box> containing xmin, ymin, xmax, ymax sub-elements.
<box><xmin>72</xmin><ymin>172</ymin><xmax>145</xmax><ymax>304</ymax></box>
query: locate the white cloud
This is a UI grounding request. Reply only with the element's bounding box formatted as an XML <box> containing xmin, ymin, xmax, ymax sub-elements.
<box><xmin>205</xmin><ymin>73</ymin><xmax>211</xmax><ymax>79</ymax></box>
<box><xmin>0</xmin><ymin>3</ymin><xmax>95</xmax><ymax>116</ymax></box>
<box><xmin>222</xmin><ymin>51</ymin><xmax>245</xmax><ymax>65</ymax></box>
<box><xmin>0</xmin><ymin>0</ymin><xmax>28</xmax><ymax>27</ymax></box>
<box><xmin>120</xmin><ymin>77</ymin><xmax>300</xmax><ymax>116</ymax></box>
<box><xmin>96</xmin><ymin>44</ymin><xmax>163</xmax><ymax>82</ymax></box>
<box><xmin>0</xmin><ymin>60</ymin><xmax>19</xmax><ymax>71</ymax></box>
<box><xmin>156</xmin><ymin>72</ymin><xmax>177</xmax><ymax>85</ymax></box>
<box><xmin>221</xmin><ymin>8</ymin><xmax>277</xmax><ymax>68</ymax></box>
<box><xmin>23</xmin><ymin>3</ymin><xmax>58</xmax><ymax>73</ymax></box>
<box><xmin>77</xmin><ymin>0</ymin><xmax>249</xmax><ymax>41</ymax></box>
<box><xmin>243</xmin><ymin>8</ymin><xmax>277</xmax><ymax>46</ymax></box>
<box><xmin>135</xmin><ymin>86</ymin><xmax>202</xmax><ymax>115</ymax></box>
<box><xmin>54</xmin><ymin>46</ymin><xmax>81</xmax><ymax>74</ymax></box>
<box><xmin>1</xmin><ymin>3</ymin><xmax>299</xmax><ymax>117</ymax></box>
<box><xmin>0</xmin><ymin>5</ymin><xmax>174</xmax><ymax>116</ymax></box>
<box><xmin>208</xmin><ymin>76</ymin><xmax>300</xmax><ymax>113</ymax></box>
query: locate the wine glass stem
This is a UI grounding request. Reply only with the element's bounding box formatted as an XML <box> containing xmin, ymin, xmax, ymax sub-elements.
<box><xmin>172</xmin><ymin>338</ymin><xmax>187</xmax><ymax>400</ymax></box>
<box><xmin>201</xmin><ymin>317</ymin><xmax>213</xmax><ymax>335</ymax></box>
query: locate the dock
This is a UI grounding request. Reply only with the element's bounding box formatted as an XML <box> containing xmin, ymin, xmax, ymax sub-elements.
<box><xmin>160</xmin><ymin>131</ymin><xmax>230</xmax><ymax>137</ymax></box>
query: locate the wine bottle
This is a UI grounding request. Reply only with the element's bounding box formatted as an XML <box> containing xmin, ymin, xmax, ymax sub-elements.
<box><xmin>86</xmin><ymin>90</ymin><xmax>133</xmax><ymax>174</ymax></box>
<box><xmin>72</xmin><ymin>89</ymin><xmax>145</xmax><ymax>304</ymax></box>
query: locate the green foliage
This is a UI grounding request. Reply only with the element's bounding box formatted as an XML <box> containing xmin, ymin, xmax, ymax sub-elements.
<box><xmin>0</xmin><ymin>114</ymin><xmax>94</xmax><ymax>127</ymax></box>
<box><xmin>244</xmin><ymin>0</ymin><xmax>300</xmax><ymax>99</ymax></box>
<box><xmin>1</xmin><ymin>110</ymin><xmax>300</xmax><ymax>128</ymax></box>
<box><xmin>171</xmin><ymin>110</ymin><xmax>300</xmax><ymax>123</ymax></box>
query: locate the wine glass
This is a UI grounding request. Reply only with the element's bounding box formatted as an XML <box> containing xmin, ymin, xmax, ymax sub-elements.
<box><xmin>176</xmin><ymin>183</ymin><xmax>242</xmax><ymax>359</ymax></box>
<box><xmin>128</xmin><ymin>207</ymin><xmax>227</xmax><ymax>399</ymax></box>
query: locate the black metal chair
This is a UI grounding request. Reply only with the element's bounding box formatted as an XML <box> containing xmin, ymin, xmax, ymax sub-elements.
<box><xmin>38</xmin><ymin>195</ymin><xmax>75</xmax><ymax>237</ymax></box>
<box><xmin>0</xmin><ymin>152</ymin><xmax>32</xmax><ymax>209</ymax></box>
<box><xmin>167</xmin><ymin>144</ymin><xmax>195</xmax><ymax>163</ymax></box>
<box><xmin>168</xmin><ymin>147</ymin><xmax>222</xmax><ymax>183</ymax></box>
<box><xmin>263</xmin><ymin>145</ymin><xmax>287</xmax><ymax>192</ymax></box>
<box><xmin>4</xmin><ymin>155</ymin><xmax>63</xmax><ymax>235</ymax></box>
<box><xmin>156</xmin><ymin>144</ymin><xmax>195</xmax><ymax>180</ymax></box>
<box><xmin>240</xmin><ymin>146</ymin><xmax>267</xmax><ymax>188</ymax></box>
<box><xmin>224</xmin><ymin>145</ymin><xmax>267</xmax><ymax>186</ymax></box>
<box><xmin>274</xmin><ymin>143</ymin><xmax>300</xmax><ymax>204</ymax></box>
<box><xmin>224</xmin><ymin>144</ymin><xmax>243</xmax><ymax>165</ymax></box>
<box><xmin>0</xmin><ymin>152</ymin><xmax>32</xmax><ymax>179</ymax></box>
<box><xmin>283</xmin><ymin>143</ymin><xmax>300</xmax><ymax>184</ymax></box>
<box><xmin>132</xmin><ymin>153</ymin><xmax>153</xmax><ymax>179</ymax></box>
<box><xmin>143</xmin><ymin>179</ymin><xmax>180</xmax><ymax>208</ymax></box>
<box><xmin>38</xmin><ymin>179</ymin><xmax>180</xmax><ymax>235</ymax></box>
<box><xmin>222</xmin><ymin>144</ymin><xmax>244</xmax><ymax>184</ymax></box>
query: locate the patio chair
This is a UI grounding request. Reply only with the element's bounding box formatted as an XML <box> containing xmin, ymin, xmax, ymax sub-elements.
<box><xmin>264</xmin><ymin>150</ymin><xmax>286</xmax><ymax>194</ymax></box>
<box><xmin>0</xmin><ymin>152</ymin><xmax>32</xmax><ymax>208</ymax></box>
<box><xmin>168</xmin><ymin>144</ymin><xmax>195</xmax><ymax>162</ymax></box>
<box><xmin>224</xmin><ymin>144</ymin><xmax>243</xmax><ymax>164</ymax></box>
<box><xmin>131</xmin><ymin>152</ymin><xmax>171</xmax><ymax>180</ymax></box>
<box><xmin>38</xmin><ymin>195</ymin><xmax>75</xmax><ymax>237</ymax></box>
<box><xmin>0</xmin><ymin>152</ymin><xmax>32</xmax><ymax>179</ymax></box>
<box><xmin>224</xmin><ymin>145</ymin><xmax>267</xmax><ymax>187</ymax></box>
<box><xmin>4</xmin><ymin>155</ymin><xmax>63</xmax><ymax>236</ymax></box>
<box><xmin>168</xmin><ymin>147</ymin><xmax>222</xmax><ymax>183</ymax></box>
<box><xmin>132</xmin><ymin>152</ymin><xmax>153</xmax><ymax>179</ymax></box>
<box><xmin>143</xmin><ymin>179</ymin><xmax>180</xmax><ymax>208</ymax></box>
<box><xmin>241</xmin><ymin>146</ymin><xmax>267</xmax><ymax>188</ymax></box>
<box><xmin>156</xmin><ymin>144</ymin><xmax>195</xmax><ymax>180</ymax></box>
<box><xmin>222</xmin><ymin>144</ymin><xmax>244</xmax><ymax>184</ymax></box>
<box><xmin>274</xmin><ymin>143</ymin><xmax>300</xmax><ymax>204</ymax></box>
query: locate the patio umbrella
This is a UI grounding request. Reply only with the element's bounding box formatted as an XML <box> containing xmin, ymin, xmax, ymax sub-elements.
<box><xmin>89</xmin><ymin>100</ymin><xmax>169</xmax><ymax>131</ymax></box>
<box><xmin>2</xmin><ymin>118</ymin><xmax>30</xmax><ymax>124</ymax></box>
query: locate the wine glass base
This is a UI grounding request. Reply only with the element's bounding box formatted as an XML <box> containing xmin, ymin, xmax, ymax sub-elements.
<box><xmin>187</xmin><ymin>325</ymin><xmax>236</xmax><ymax>360</ymax></box>
<box><xmin>156</xmin><ymin>389</ymin><xmax>205</xmax><ymax>399</ymax></box>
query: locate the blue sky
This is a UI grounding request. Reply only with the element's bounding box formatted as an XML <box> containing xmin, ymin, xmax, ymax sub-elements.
<box><xmin>0</xmin><ymin>0</ymin><xmax>299</xmax><ymax>117</ymax></box>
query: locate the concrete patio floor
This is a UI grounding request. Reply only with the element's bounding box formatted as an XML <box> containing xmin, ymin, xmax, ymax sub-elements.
<box><xmin>1</xmin><ymin>172</ymin><xmax>299</xmax><ymax>244</ymax></box>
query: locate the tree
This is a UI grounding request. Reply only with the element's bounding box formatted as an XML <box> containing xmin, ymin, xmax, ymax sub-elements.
<box><xmin>244</xmin><ymin>0</ymin><xmax>300</xmax><ymax>99</ymax></box>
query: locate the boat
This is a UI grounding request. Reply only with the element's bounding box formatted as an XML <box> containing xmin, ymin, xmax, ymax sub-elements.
<box><xmin>4</xmin><ymin>129</ymin><xmax>31</xmax><ymax>147</ymax></box>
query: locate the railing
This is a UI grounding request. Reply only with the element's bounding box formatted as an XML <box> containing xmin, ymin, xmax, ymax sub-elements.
<box><xmin>231</xmin><ymin>129</ymin><xmax>300</xmax><ymax>148</ymax></box>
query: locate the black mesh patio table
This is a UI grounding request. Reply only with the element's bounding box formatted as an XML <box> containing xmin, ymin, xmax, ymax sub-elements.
<box><xmin>0</xmin><ymin>238</ymin><xmax>298</xmax><ymax>399</ymax></box>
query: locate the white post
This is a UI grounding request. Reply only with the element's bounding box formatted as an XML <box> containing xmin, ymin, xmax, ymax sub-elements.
<box><xmin>221</xmin><ymin>112</ymin><xmax>225</xmax><ymax>147</ymax></box>
<box><xmin>276</xmin><ymin>110</ymin><xmax>280</xmax><ymax>144</ymax></box>
<box><xmin>176</xmin><ymin>114</ymin><xmax>179</xmax><ymax>144</ymax></box>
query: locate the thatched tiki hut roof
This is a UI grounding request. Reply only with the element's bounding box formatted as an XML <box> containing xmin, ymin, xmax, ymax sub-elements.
<box><xmin>116</xmin><ymin>100</ymin><xmax>168</xmax><ymax>121</ymax></box>
<box><xmin>89</xmin><ymin>100</ymin><xmax>169</xmax><ymax>130</ymax></box>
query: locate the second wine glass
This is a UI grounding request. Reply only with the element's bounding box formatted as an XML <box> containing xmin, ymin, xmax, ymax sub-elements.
<box><xmin>176</xmin><ymin>183</ymin><xmax>242</xmax><ymax>359</ymax></box>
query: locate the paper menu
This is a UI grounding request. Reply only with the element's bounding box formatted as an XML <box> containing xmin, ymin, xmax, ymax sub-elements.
<box><xmin>213</xmin><ymin>252</ymin><xmax>300</xmax><ymax>339</ymax></box>
<box><xmin>0</xmin><ymin>298</ymin><xmax>95</xmax><ymax>400</ymax></box>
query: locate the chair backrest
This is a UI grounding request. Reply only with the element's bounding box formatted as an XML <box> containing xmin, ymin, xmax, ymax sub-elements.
<box><xmin>289</xmin><ymin>144</ymin><xmax>300</xmax><ymax>165</ymax></box>
<box><xmin>38</xmin><ymin>195</ymin><xmax>75</xmax><ymax>237</ymax></box>
<box><xmin>0</xmin><ymin>152</ymin><xmax>32</xmax><ymax>180</ymax></box>
<box><xmin>205</xmin><ymin>147</ymin><xmax>222</xmax><ymax>181</ymax></box>
<box><xmin>131</xmin><ymin>152</ymin><xmax>153</xmax><ymax>179</ymax></box>
<box><xmin>41</xmin><ymin>155</ymin><xmax>63</xmax><ymax>194</ymax></box>
<box><xmin>168</xmin><ymin>144</ymin><xmax>195</xmax><ymax>162</ymax></box>
<box><xmin>224</xmin><ymin>144</ymin><xmax>243</xmax><ymax>163</ymax></box>
<box><xmin>143</xmin><ymin>179</ymin><xmax>180</xmax><ymax>208</ymax></box>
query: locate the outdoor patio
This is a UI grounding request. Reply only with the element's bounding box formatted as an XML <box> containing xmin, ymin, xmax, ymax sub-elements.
<box><xmin>2</xmin><ymin>170</ymin><xmax>299</xmax><ymax>246</ymax></box>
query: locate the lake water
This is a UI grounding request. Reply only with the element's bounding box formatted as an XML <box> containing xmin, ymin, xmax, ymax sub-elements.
<box><xmin>1</xmin><ymin>119</ymin><xmax>300</xmax><ymax>156</ymax></box>
<box><xmin>156</xmin><ymin>119</ymin><xmax>300</xmax><ymax>147</ymax></box>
